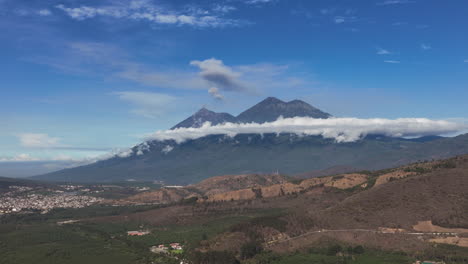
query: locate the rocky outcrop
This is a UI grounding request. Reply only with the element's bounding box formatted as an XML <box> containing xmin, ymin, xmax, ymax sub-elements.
<box><xmin>192</xmin><ymin>173</ymin><xmax>287</xmax><ymax>196</ymax></box>
<box><xmin>324</xmin><ymin>174</ymin><xmax>368</xmax><ymax>189</ymax></box>
<box><xmin>114</xmin><ymin>188</ymin><xmax>195</xmax><ymax>205</ymax></box>
<box><xmin>205</xmin><ymin>188</ymin><xmax>259</xmax><ymax>202</ymax></box>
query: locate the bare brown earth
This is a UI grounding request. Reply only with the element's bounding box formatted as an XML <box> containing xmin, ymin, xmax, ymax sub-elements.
<box><xmin>413</xmin><ymin>221</ymin><xmax>468</xmax><ymax>234</ymax></box>
<box><xmin>324</xmin><ymin>173</ymin><xmax>368</xmax><ymax>189</ymax></box>
<box><xmin>192</xmin><ymin>173</ymin><xmax>287</xmax><ymax>196</ymax></box>
<box><xmin>112</xmin><ymin>172</ymin><xmax>369</xmax><ymax>204</ymax></box>
<box><xmin>191</xmin><ymin>173</ymin><xmax>369</xmax><ymax>203</ymax></box>
<box><xmin>314</xmin><ymin>156</ymin><xmax>468</xmax><ymax>231</ymax></box>
<box><xmin>374</xmin><ymin>170</ymin><xmax>416</xmax><ymax>186</ymax></box>
<box><xmin>93</xmin><ymin>155</ymin><xmax>468</xmax><ymax>256</ymax></box>
<box><xmin>267</xmin><ymin>231</ymin><xmax>429</xmax><ymax>254</ymax></box>
<box><xmin>430</xmin><ymin>237</ymin><xmax>468</xmax><ymax>248</ymax></box>
<box><xmin>112</xmin><ymin>173</ymin><xmax>287</xmax><ymax>205</ymax></box>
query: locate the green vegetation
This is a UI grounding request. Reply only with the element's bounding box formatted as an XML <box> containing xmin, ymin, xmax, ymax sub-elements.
<box><xmin>109</xmin><ymin>215</ymin><xmax>254</xmax><ymax>249</ymax></box>
<box><xmin>240</xmin><ymin>241</ymin><xmax>264</xmax><ymax>260</ymax></box>
<box><xmin>0</xmin><ymin>204</ymin><xmax>165</xmax><ymax>225</ymax></box>
<box><xmin>190</xmin><ymin>250</ymin><xmax>239</xmax><ymax>264</ymax></box>
<box><xmin>0</xmin><ymin>223</ymin><xmax>154</xmax><ymax>264</ymax></box>
<box><xmin>0</xmin><ymin>214</ymin><xmax>242</xmax><ymax>264</ymax></box>
<box><xmin>418</xmin><ymin>244</ymin><xmax>468</xmax><ymax>264</ymax></box>
<box><xmin>246</xmin><ymin>248</ymin><xmax>414</xmax><ymax>264</ymax></box>
<box><xmin>433</xmin><ymin>160</ymin><xmax>457</xmax><ymax>169</ymax></box>
<box><xmin>403</xmin><ymin>166</ymin><xmax>432</xmax><ymax>174</ymax></box>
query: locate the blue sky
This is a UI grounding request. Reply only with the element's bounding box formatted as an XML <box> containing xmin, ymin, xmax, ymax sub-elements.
<box><xmin>1</xmin><ymin>0</ymin><xmax>468</xmax><ymax>173</ymax></box>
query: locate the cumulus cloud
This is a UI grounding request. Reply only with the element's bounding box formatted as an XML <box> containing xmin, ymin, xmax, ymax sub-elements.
<box><xmin>145</xmin><ymin>117</ymin><xmax>464</xmax><ymax>144</ymax></box>
<box><xmin>114</xmin><ymin>91</ymin><xmax>177</xmax><ymax>118</ymax></box>
<box><xmin>18</xmin><ymin>133</ymin><xmax>61</xmax><ymax>148</ymax></box>
<box><xmin>208</xmin><ymin>87</ymin><xmax>224</xmax><ymax>100</ymax></box>
<box><xmin>191</xmin><ymin>58</ymin><xmax>245</xmax><ymax>92</ymax></box>
<box><xmin>55</xmin><ymin>1</ymin><xmax>245</xmax><ymax>28</ymax></box>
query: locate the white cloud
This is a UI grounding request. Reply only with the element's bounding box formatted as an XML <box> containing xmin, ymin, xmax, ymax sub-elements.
<box><xmin>334</xmin><ymin>16</ymin><xmax>345</xmax><ymax>24</ymax></box>
<box><xmin>117</xmin><ymin>149</ymin><xmax>133</xmax><ymax>158</ymax></box>
<box><xmin>115</xmin><ymin>91</ymin><xmax>177</xmax><ymax>118</ymax></box>
<box><xmin>208</xmin><ymin>87</ymin><xmax>224</xmax><ymax>100</ymax></box>
<box><xmin>243</xmin><ymin>0</ymin><xmax>275</xmax><ymax>4</ymax></box>
<box><xmin>377</xmin><ymin>0</ymin><xmax>416</xmax><ymax>6</ymax></box>
<box><xmin>421</xmin><ymin>43</ymin><xmax>432</xmax><ymax>50</ymax></box>
<box><xmin>212</xmin><ymin>5</ymin><xmax>236</xmax><ymax>13</ymax></box>
<box><xmin>320</xmin><ymin>8</ymin><xmax>335</xmax><ymax>15</ymax></box>
<box><xmin>0</xmin><ymin>154</ymin><xmax>40</xmax><ymax>162</ymax></box>
<box><xmin>376</xmin><ymin>48</ymin><xmax>391</xmax><ymax>55</ymax></box>
<box><xmin>17</xmin><ymin>133</ymin><xmax>61</xmax><ymax>148</ymax></box>
<box><xmin>161</xmin><ymin>145</ymin><xmax>174</xmax><ymax>154</ymax></box>
<box><xmin>384</xmin><ymin>60</ymin><xmax>401</xmax><ymax>64</ymax></box>
<box><xmin>37</xmin><ymin>9</ymin><xmax>52</xmax><ymax>16</ymax></box>
<box><xmin>333</xmin><ymin>16</ymin><xmax>357</xmax><ymax>24</ymax></box>
<box><xmin>146</xmin><ymin>117</ymin><xmax>464</xmax><ymax>144</ymax></box>
<box><xmin>55</xmin><ymin>1</ymin><xmax>245</xmax><ymax>28</ymax></box>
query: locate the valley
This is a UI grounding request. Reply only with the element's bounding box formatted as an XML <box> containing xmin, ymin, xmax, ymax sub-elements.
<box><xmin>1</xmin><ymin>155</ymin><xmax>467</xmax><ymax>263</ymax></box>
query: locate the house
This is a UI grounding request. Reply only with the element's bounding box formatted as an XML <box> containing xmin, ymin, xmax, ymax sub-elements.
<box><xmin>127</xmin><ymin>230</ymin><xmax>150</xmax><ymax>236</ymax></box>
<box><xmin>158</xmin><ymin>244</ymin><xmax>169</xmax><ymax>250</ymax></box>
<box><xmin>150</xmin><ymin>245</ymin><xmax>169</xmax><ymax>254</ymax></box>
<box><xmin>170</xmin><ymin>243</ymin><xmax>183</xmax><ymax>250</ymax></box>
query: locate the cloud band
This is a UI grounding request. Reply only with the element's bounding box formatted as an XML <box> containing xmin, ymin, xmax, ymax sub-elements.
<box><xmin>146</xmin><ymin>117</ymin><xmax>465</xmax><ymax>143</ymax></box>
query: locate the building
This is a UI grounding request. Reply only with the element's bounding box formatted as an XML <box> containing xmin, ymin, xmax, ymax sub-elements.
<box><xmin>170</xmin><ymin>243</ymin><xmax>183</xmax><ymax>250</ymax></box>
<box><xmin>127</xmin><ymin>230</ymin><xmax>150</xmax><ymax>236</ymax></box>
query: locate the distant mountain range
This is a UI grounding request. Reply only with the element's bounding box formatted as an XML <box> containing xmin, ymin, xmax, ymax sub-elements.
<box><xmin>172</xmin><ymin>97</ymin><xmax>331</xmax><ymax>129</ymax></box>
<box><xmin>0</xmin><ymin>176</ymin><xmax>52</xmax><ymax>191</ymax></box>
<box><xmin>33</xmin><ymin>97</ymin><xmax>468</xmax><ymax>184</ymax></box>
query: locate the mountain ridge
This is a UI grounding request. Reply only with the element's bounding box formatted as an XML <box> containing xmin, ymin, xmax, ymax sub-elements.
<box><xmin>171</xmin><ymin>107</ymin><xmax>237</xmax><ymax>129</ymax></box>
<box><xmin>237</xmin><ymin>97</ymin><xmax>331</xmax><ymax>123</ymax></box>
<box><xmin>31</xmin><ymin>97</ymin><xmax>468</xmax><ymax>184</ymax></box>
<box><xmin>171</xmin><ymin>97</ymin><xmax>331</xmax><ymax>129</ymax></box>
<box><xmin>33</xmin><ymin>133</ymin><xmax>468</xmax><ymax>184</ymax></box>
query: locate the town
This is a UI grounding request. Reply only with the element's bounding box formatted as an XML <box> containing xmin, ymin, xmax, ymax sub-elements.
<box><xmin>0</xmin><ymin>185</ymin><xmax>103</xmax><ymax>214</ymax></box>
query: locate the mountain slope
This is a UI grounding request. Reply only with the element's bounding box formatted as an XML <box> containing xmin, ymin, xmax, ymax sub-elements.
<box><xmin>33</xmin><ymin>133</ymin><xmax>468</xmax><ymax>184</ymax></box>
<box><xmin>236</xmin><ymin>97</ymin><xmax>331</xmax><ymax>123</ymax></box>
<box><xmin>314</xmin><ymin>156</ymin><xmax>468</xmax><ymax>230</ymax></box>
<box><xmin>171</xmin><ymin>107</ymin><xmax>237</xmax><ymax>129</ymax></box>
<box><xmin>31</xmin><ymin>97</ymin><xmax>468</xmax><ymax>184</ymax></box>
<box><xmin>172</xmin><ymin>97</ymin><xmax>330</xmax><ymax>129</ymax></box>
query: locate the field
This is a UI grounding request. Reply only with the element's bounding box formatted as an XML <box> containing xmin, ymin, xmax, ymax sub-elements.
<box><xmin>0</xmin><ymin>206</ymin><xmax>280</xmax><ymax>264</ymax></box>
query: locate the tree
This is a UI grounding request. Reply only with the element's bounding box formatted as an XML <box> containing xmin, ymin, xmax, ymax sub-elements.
<box><xmin>240</xmin><ymin>241</ymin><xmax>264</xmax><ymax>260</ymax></box>
<box><xmin>353</xmin><ymin>245</ymin><xmax>365</xmax><ymax>254</ymax></box>
<box><xmin>327</xmin><ymin>244</ymin><xmax>342</xmax><ymax>256</ymax></box>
